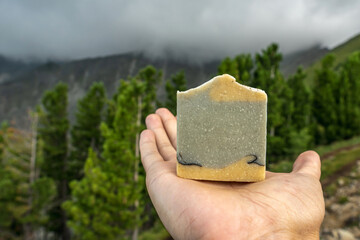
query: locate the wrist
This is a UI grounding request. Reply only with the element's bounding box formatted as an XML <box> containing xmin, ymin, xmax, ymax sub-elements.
<box><xmin>253</xmin><ymin>225</ymin><xmax>320</xmax><ymax>240</ymax></box>
<box><xmin>240</xmin><ymin>219</ymin><xmax>320</xmax><ymax>240</ymax></box>
<box><xmin>257</xmin><ymin>230</ymin><xmax>319</xmax><ymax>240</ymax></box>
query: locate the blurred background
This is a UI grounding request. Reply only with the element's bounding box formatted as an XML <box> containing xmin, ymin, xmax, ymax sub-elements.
<box><xmin>0</xmin><ymin>0</ymin><xmax>360</xmax><ymax>239</ymax></box>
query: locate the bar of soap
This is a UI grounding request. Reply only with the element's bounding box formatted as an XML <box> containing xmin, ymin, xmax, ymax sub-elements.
<box><xmin>176</xmin><ymin>74</ymin><xmax>267</xmax><ymax>182</ymax></box>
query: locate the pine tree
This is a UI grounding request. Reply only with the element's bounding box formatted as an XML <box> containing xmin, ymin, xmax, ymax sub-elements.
<box><xmin>0</xmin><ymin>122</ymin><xmax>16</xmax><ymax>239</ymax></box>
<box><xmin>218</xmin><ymin>54</ymin><xmax>253</xmax><ymax>84</ymax></box>
<box><xmin>64</xmin><ymin>79</ymin><xmax>144</xmax><ymax>239</ymax></box>
<box><xmin>164</xmin><ymin>70</ymin><xmax>187</xmax><ymax>115</ymax></box>
<box><xmin>138</xmin><ymin>66</ymin><xmax>162</xmax><ymax>122</ymax></box>
<box><xmin>336</xmin><ymin>65</ymin><xmax>351</xmax><ymax>139</ymax></box>
<box><xmin>347</xmin><ymin>52</ymin><xmax>360</xmax><ymax>135</ymax></box>
<box><xmin>312</xmin><ymin>54</ymin><xmax>339</xmax><ymax>144</ymax></box>
<box><xmin>0</xmin><ymin>119</ymin><xmax>55</xmax><ymax>240</ymax></box>
<box><xmin>218</xmin><ymin>57</ymin><xmax>239</xmax><ymax>80</ymax></box>
<box><xmin>64</xmin><ymin>66</ymin><xmax>162</xmax><ymax>239</ymax></box>
<box><xmin>287</xmin><ymin>67</ymin><xmax>311</xmax><ymax>130</ymax></box>
<box><xmin>133</xmin><ymin>65</ymin><xmax>162</xmax><ymax>240</ymax></box>
<box><xmin>253</xmin><ymin>43</ymin><xmax>287</xmax><ymax>162</ymax></box>
<box><xmin>336</xmin><ymin>51</ymin><xmax>360</xmax><ymax>138</ymax></box>
<box><xmin>285</xmin><ymin>67</ymin><xmax>312</xmax><ymax>156</ymax></box>
<box><xmin>38</xmin><ymin>83</ymin><xmax>70</xmax><ymax>239</ymax></box>
<box><xmin>69</xmin><ymin>82</ymin><xmax>106</xmax><ymax>180</ymax></box>
<box><xmin>277</xmin><ymin>80</ymin><xmax>296</xmax><ymax>157</ymax></box>
<box><xmin>234</xmin><ymin>54</ymin><xmax>253</xmax><ymax>85</ymax></box>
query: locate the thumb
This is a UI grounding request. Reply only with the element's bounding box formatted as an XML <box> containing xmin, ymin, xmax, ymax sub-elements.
<box><xmin>292</xmin><ymin>150</ymin><xmax>321</xmax><ymax>180</ymax></box>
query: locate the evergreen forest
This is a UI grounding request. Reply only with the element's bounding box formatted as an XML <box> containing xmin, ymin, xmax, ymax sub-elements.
<box><xmin>1</xmin><ymin>43</ymin><xmax>360</xmax><ymax>239</ymax></box>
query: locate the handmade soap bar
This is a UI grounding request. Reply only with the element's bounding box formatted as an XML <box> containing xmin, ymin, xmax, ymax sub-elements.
<box><xmin>176</xmin><ymin>74</ymin><xmax>267</xmax><ymax>182</ymax></box>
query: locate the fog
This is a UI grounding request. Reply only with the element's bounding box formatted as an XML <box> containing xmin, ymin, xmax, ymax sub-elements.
<box><xmin>0</xmin><ymin>0</ymin><xmax>359</xmax><ymax>62</ymax></box>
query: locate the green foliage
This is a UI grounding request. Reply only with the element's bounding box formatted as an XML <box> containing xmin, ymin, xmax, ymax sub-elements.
<box><xmin>106</xmin><ymin>65</ymin><xmax>161</xmax><ymax>126</ymax></box>
<box><xmin>304</xmin><ymin>34</ymin><xmax>360</xmax><ymax>87</ymax></box>
<box><xmin>287</xmin><ymin>67</ymin><xmax>311</xmax><ymax>130</ymax></box>
<box><xmin>0</xmin><ymin>166</ymin><xmax>15</xmax><ymax>232</ymax></box>
<box><xmin>285</xmin><ymin>127</ymin><xmax>312</xmax><ymax>158</ymax></box>
<box><xmin>39</xmin><ymin>83</ymin><xmax>69</xmax><ymax>180</ymax></box>
<box><xmin>336</xmin><ymin>51</ymin><xmax>360</xmax><ymax>138</ymax></box>
<box><xmin>0</xmin><ymin>126</ymin><xmax>56</xmax><ymax>239</ymax></box>
<box><xmin>164</xmin><ymin>70</ymin><xmax>187</xmax><ymax>115</ymax></box>
<box><xmin>28</xmin><ymin>177</ymin><xmax>56</xmax><ymax>221</ymax></box>
<box><xmin>252</xmin><ymin>43</ymin><xmax>291</xmax><ymax>162</ymax></box>
<box><xmin>215</xmin><ymin>43</ymin><xmax>320</xmax><ymax>163</ymax></box>
<box><xmin>253</xmin><ymin>44</ymin><xmax>284</xmax><ymax>123</ymax></box>
<box><xmin>138</xmin><ymin>65</ymin><xmax>162</xmax><ymax>122</ymax></box>
<box><xmin>138</xmin><ymin>219</ymin><xmax>170</xmax><ymax>240</ymax></box>
<box><xmin>0</xmin><ymin>132</ymin><xmax>3</xmax><ymax>155</ymax></box>
<box><xmin>0</xmin><ymin>121</ymin><xmax>8</xmax><ymax>156</ymax></box>
<box><xmin>38</xmin><ymin>82</ymin><xmax>70</xmax><ymax>238</ymax></box>
<box><xmin>2</xmin><ymin>42</ymin><xmax>360</xmax><ymax>239</ymax></box>
<box><xmin>330</xmin><ymin>33</ymin><xmax>360</xmax><ymax>66</ymax></box>
<box><xmin>253</xmin><ymin>43</ymin><xmax>282</xmax><ymax>89</ymax></box>
<box><xmin>268</xmin><ymin>160</ymin><xmax>293</xmax><ymax>173</ymax></box>
<box><xmin>338</xmin><ymin>196</ymin><xmax>349</xmax><ymax>205</ymax></box>
<box><xmin>64</xmin><ymin>148</ymin><xmax>143</xmax><ymax>239</ymax></box>
<box><xmin>216</xmin><ymin>45</ymin><xmax>360</xmax><ymax>162</ymax></box>
<box><xmin>281</xmin><ymin>67</ymin><xmax>313</xmax><ymax>157</ymax></box>
<box><xmin>311</xmin><ymin>52</ymin><xmax>360</xmax><ymax>144</ymax></box>
<box><xmin>218</xmin><ymin>57</ymin><xmax>238</xmax><ymax>80</ymax></box>
<box><xmin>314</xmin><ymin>135</ymin><xmax>360</xmax><ymax>157</ymax></box>
<box><xmin>69</xmin><ymin>82</ymin><xmax>106</xmax><ymax>180</ymax></box>
<box><xmin>321</xmin><ymin>147</ymin><xmax>360</xmax><ymax>180</ymax></box>
<box><xmin>65</xmin><ymin>79</ymin><xmax>145</xmax><ymax>239</ymax></box>
<box><xmin>64</xmin><ymin>66</ymin><xmax>162</xmax><ymax>239</ymax></box>
<box><xmin>234</xmin><ymin>54</ymin><xmax>253</xmax><ymax>84</ymax></box>
<box><xmin>324</xmin><ymin>183</ymin><xmax>337</xmax><ymax>196</ymax></box>
<box><xmin>312</xmin><ymin>54</ymin><xmax>339</xmax><ymax>144</ymax></box>
<box><xmin>214</xmin><ymin>45</ymin><xmax>360</xmax><ymax>169</ymax></box>
<box><xmin>217</xmin><ymin>54</ymin><xmax>253</xmax><ymax>84</ymax></box>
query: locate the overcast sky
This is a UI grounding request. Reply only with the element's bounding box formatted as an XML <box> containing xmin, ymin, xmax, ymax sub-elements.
<box><xmin>0</xmin><ymin>0</ymin><xmax>359</xmax><ymax>62</ymax></box>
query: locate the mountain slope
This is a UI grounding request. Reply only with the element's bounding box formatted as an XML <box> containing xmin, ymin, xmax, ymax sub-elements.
<box><xmin>304</xmin><ymin>33</ymin><xmax>360</xmax><ymax>86</ymax></box>
<box><xmin>0</xmin><ymin>55</ymin><xmax>40</xmax><ymax>84</ymax></box>
<box><xmin>0</xmin><ymin>53</ymin><xmax>219</xmax><ymax>127</ymax></box>
<box><xmin>1</xmin><ymin>33</ymin><xmax>360</xmax><ymax>127</ymax></box>
<box><xmin>280</xmin><ymin>45</ymin><xmax>329</xmax><ymax>77</ymax></box>
<box><xmin>331</xmin><ymin>33</ymin><xmax>360</xmax><ymax>63</ymax></box>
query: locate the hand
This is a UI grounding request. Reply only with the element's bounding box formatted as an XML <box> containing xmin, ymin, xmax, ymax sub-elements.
<box><xmin>140</xmin><ymin>108</ymin><xmax>325</xmax><ymax>240</ymax></box>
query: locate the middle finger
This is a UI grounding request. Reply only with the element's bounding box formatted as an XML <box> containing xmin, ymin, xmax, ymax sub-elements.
<box><xmin>146</xmin><ymin>113</ymin><xmax>177</xmax><ymax>162</ymax></box>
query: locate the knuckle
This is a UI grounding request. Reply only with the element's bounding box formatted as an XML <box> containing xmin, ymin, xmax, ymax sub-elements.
<box><xmin>146</xmin><ymin>113</ymin><xmax>160</xmax><ymax>124</ymax></box>
<box><xmin>156</xmin><ymin>108</ymin><xmax>169</xmax><ymax>115</ymax></box>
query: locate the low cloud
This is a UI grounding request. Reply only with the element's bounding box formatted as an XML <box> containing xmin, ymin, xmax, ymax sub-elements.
<box><xmin>0</xmin><ymin>0</ymin><xmax>359</xmax><ymax>62</ymax></box>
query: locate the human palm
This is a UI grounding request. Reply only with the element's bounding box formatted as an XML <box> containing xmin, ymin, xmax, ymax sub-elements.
<box><xmin>140</xmin><ymin>108</ymin><xmax>325</xmax><ymax>240</ymax></box>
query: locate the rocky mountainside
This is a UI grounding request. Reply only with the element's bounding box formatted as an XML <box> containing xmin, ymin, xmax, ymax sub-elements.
<box><xmin>0</xmin><ymin>44</ymin><xmax>331</xmax><ymax>128</ymax></box>
<box><xmin>280</xmin><ymin>45</ymin><xmax>329</xmax><ymax>77</ymax></box>
<box><xmin>0</xmin><ymin>55</ymin><xmax>40</xmax><ymax>84</ymax></box>
<box><xmin>0</xmin><ymin>53</ymin><xmax>219</xmax><ymax>127</ymax></box>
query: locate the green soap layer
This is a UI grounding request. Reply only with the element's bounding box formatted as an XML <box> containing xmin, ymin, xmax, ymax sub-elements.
<box><xmin>177</xmin><ymin>87</ymin><xmax>267</xmax><ymax>169</ymax></box>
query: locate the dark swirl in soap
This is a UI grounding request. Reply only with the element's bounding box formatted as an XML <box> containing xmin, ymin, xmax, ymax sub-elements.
<box><xmin>177</xmin><ymin>153</ymin><xmax>264</xmax><ymax>167</ymax></box>
<box><xmin>247</xmin><ymin>155</ymin><xmax>264</xmax><ymax>166</ymax></box>
<box><xmin>177</xmin><ymin>152</ymin><xmax>202</xmax><ymax>167</ymax></box>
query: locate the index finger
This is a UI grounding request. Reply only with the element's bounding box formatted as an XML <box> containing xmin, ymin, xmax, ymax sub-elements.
<box><xmin>140</xmin><ymin>129</ymin><xmax>164</xmax><ymax>174</ymax></box>
<box><xmin>156</xmin><ymin>108</ymin><xmax>177</xmax><ymax>148</ymax></box>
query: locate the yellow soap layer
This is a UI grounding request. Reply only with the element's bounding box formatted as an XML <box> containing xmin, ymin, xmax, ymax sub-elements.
<box><xmin>177</xmin><ymin>158</ymin><xmax>265</xmax><ymax>182</ymax></box>
<box><xmin>178</xmin><ymin>74</ymin><xmax>267</xmax><ymax>102</ymax></box>
<box><xmin>209</xmin><ymin>74</ymin><xmax>267</xmax><ymax>102</ymax></box>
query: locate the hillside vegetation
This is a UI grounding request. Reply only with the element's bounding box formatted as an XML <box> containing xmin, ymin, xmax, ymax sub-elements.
<box><xmin>0</xmin><ymin>53</ymin><xmax>219</xmax><ymax>127</ymax></box>
<box><xmin>305</xmin><ymin>34</ymin><xmax>360</xmax><ymax>86</ymax></box>
<box><xmin>1</xmin><ymin>40</ymin><xmax>360</xmax><ymax>239</ymax></box>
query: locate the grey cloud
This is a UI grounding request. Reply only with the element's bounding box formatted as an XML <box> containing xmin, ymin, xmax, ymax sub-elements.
<box><xmin>0</xmin><ymin>0</ymin><xmax>359</xmax><ymax>62</ymax></box>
